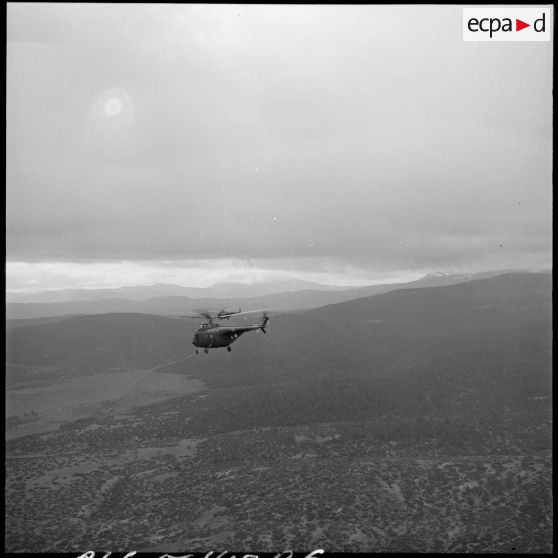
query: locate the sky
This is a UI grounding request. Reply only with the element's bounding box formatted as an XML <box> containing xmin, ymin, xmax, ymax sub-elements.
<box><xmin>6</xmin><ymin>4</ymin><xmax>553</xmax><ymax>292</ymax></box>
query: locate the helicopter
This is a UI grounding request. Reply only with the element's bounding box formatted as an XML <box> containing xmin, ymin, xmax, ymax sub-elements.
<box><xmin>179</xmin><ymin>308</ymin><xmax>270</xmax><ymax>354</ymax></box>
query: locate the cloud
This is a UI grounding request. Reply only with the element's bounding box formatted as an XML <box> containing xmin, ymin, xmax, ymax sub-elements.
<box><xmin>6</xmin><ymin>5</ymin><xmax>552</xmax><ymax>277</ymax></box>
<box><xmin>5</xmin><ymin>259</ymin><xmax>424</xmax><ymax>293</ymax></box>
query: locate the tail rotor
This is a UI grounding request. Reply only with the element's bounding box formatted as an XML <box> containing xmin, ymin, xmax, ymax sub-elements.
<box><xmin>260</xmin><ymin>312</ymin><xmax>270</xmax><ymax>334</ymax></box>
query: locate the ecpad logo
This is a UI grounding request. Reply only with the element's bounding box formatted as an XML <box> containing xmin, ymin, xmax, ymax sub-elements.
<box><xmin>468</xmin><ymin>14</ymin><xmax>545</xmax><ymax>37</ymax></box>
<box><xmin>463</xmin><ymin>8</ymin><xmax>551</xmax><ymax>41</ymax></box>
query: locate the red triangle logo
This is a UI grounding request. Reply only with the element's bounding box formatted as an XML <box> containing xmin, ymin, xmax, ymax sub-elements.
<box><xmin>516</xmin><ymin>19</ymin><xmax>530</xmax><ymax>31</ymax></box>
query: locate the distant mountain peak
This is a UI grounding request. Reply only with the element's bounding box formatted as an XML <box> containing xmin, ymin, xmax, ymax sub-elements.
<box><xmin>6</xmin><ymin>276</ymin><xmax>350</xmax><ymax>304</ymax></box>
<box><xmin>421</xmin><ymin>269</ymin><xmax>517</xmax><ymax>281</ymax></box>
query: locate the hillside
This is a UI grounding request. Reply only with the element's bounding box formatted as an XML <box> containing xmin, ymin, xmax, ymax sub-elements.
<box><xmin>5</xmin><ymin>271</ymin><xmax>552</xmax><ymax>553</ymax></box>
<box><xmin>6</xmin><ymin>272</ymin><xmax>551</xmax><ymax>404</ymax></box>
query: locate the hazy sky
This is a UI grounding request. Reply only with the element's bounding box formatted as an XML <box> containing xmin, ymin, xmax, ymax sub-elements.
<box><xmin>6</xmin><ymin>4</ymin><xmax>553</xmax><ymax>291</ymax></box>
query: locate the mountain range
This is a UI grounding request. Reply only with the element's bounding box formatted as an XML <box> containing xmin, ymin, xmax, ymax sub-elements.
<box><xmin>6</xmin><ymin>277</ymin><xmax>351</xmax><ymax>304</ymax></box>
<box><xmin>5</xmin><ymin>269</ymin><xmax>515</xmax><ymax>321</ymax></box>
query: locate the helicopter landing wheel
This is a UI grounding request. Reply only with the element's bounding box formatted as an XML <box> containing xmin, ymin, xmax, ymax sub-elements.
<box><xmin>227</xmin><ymin>346</ymin><xmax>231</xmax><ymax>352</ymax></box>
<box><xmin>204</xmin><ymin>348</ymin><xmax>209</xmax><ymax>354</ymax></box>
<box><xmin>195</xmin><ymin>348</ymin><xmax>199</xmax><ymax>355</ymax></box>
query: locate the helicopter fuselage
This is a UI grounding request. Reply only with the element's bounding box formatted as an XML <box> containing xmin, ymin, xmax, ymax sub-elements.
<box><xmin>193</xmin><ymin>326</ymin><xmax>242</xmax><ymax>348</ymax></box>
<box><xmin>192</xmin><ymin>315</ymin><xmax>269</xmax><ymax>352</ymax></box>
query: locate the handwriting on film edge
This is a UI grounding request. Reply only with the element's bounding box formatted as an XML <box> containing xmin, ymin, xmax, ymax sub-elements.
<box><xmin>77</xmin><ymin>550</ymin><xmax>325</xmax><ymax>558</ymax></box>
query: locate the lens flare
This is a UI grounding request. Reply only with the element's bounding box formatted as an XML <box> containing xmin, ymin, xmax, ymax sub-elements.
<box><xmin>90</xmin><ymin>88</ymin><xmax>135</xmax><ymax>128</ymax></box>
<box><xmin>104</xmin><ymin>97</ymin><xmax>123</xmax><ymax>117</ymax></box>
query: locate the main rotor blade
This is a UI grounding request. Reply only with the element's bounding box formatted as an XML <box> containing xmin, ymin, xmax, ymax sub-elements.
<box><xmin>190</xmin><ymin>309</ymin><xmax>216</xmax><ymax>319</ymax></box>
<box><xmin>232</xmin><ymin>309</ymin><xmax>271</xmax><ymax>316</ymax></box>
<box><xmin>164</xmin><ymin>313</ymin><xmax>212</xmax><ymax>319</ymax></box>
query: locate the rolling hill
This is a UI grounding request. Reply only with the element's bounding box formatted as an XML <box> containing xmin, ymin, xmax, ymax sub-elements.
<box><xmin>6</xmin><ymin>271</ymin><xmax>551</xmax><ymax>413</ymax></box>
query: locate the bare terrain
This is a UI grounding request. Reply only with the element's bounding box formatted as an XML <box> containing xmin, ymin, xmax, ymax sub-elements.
<box><xmin>5</xmin><ymin>405</ymin><xmax>552</xmax><ymax>553</ymax></box>
<box><xmin>6</xmin><ymin>363</ymin><xmax>204</xmax><ymax>440</ymax></box>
